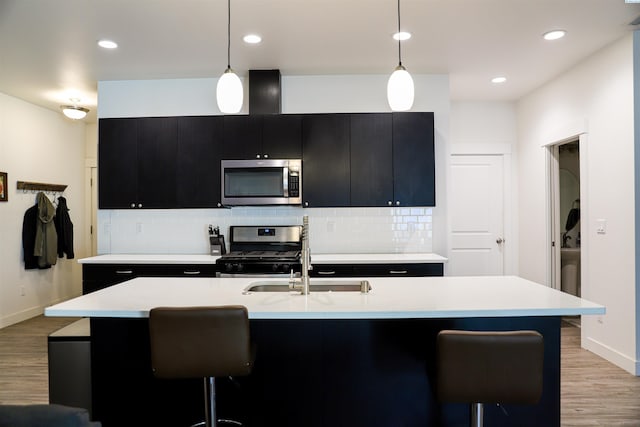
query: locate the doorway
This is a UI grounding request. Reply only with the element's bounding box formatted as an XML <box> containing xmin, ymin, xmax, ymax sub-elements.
<box><xmin>550</xmin><ymin>140</ymin><xmax>582</xmax><ymax>297</ymax></box>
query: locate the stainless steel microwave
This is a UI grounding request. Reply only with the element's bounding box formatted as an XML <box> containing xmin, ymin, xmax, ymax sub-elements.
<box><xmin>221</xmin><ymin>159</ymin><xmax>302</xmax><ymax>206</ymax></box>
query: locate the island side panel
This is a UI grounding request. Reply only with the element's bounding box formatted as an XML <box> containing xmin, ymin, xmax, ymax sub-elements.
<box><xmin>89</xmin><ymin>316</ymin><xmax>560</xmax><ymax>427</ymax></box>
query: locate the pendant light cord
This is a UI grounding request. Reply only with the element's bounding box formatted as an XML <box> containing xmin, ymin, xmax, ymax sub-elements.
<box><xmin>227</xmin><ymin>0</ymin><xmax>231</xmax><ymax>69</ymax></box>
<box><xmin>397</xmin><ymin>0</ymin><xmax>402</xmax><ymax>66</ymax></box>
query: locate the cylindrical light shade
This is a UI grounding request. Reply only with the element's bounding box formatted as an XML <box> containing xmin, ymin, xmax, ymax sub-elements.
<box><xmin>61</xmin><ymin>106</ymin><xmax>89</xmax><ymax>120</ymax></box>
<box><xmin>387</xmin><ymin>65</ymin><xmax>414</xmax><ymax>111</ymax></box>
<box><xmin>216</xmin><ymin>68</ymin><xmax>243</xmax><ymax>113</ymax></box>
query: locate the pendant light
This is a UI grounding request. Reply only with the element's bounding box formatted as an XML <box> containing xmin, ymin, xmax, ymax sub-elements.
<box><xmin>216</xmin><ymin>0</ymin><xmax>243</xmax><ymax>113</ymax></box>
<box><xmin>387</xmin><ymin>0</ymin><xmax>414</xmax><ymax>111</ymax></box>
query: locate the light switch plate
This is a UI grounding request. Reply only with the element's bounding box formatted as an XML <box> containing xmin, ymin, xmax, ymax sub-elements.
<box><xmin>596</xmin><ymin>219</ymin><xmax>606</xmax><ymax>235</ymax></box>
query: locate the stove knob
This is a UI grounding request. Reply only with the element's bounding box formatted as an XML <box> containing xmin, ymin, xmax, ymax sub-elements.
<box><xmin>236</xmin><ymin>264</ymin><xmax>244</xmax><ymax>273</ymax></box>
<box><xmin>282</xmin><ymin>264</ymin><xmax>290</xmax><ymax>273</ymax></box>
<box><xmin>272</xmin><ymin>264</ymin><xmax>280</xmax><ymax>272</ymax></box>
<box><xmin>225</xmin><ymin>263</ymin><xmax>233</xmax><ymax>272</ymax></box>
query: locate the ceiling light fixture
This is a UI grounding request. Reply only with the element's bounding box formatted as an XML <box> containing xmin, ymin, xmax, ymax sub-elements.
<box><xmin>393</xmin><ymin>31</ymin><xmax>411</xmax><ymax>41</ymax></box>
<box><xmin>387</xmin><ymin>0</ymin><xmax>414</xmax><ymax>111</ymax></box>
<box><xmin>98</xmin><ymin>39</ymin><xmax>118</xmax><ymax>49</ymax></box>
<box><xmin>61</xmin><ymin>100</ymin><xmax>89</xmax><ymax>120</ymax></box>
<box><xmin>216</xmin><ymin>0</ymin><xmax>243</xmax><ymax>114</ymax></box>
<box><xmin>243</xmin><ymin>34</ymin><xmax>262</xmax><ymax>44</ymax></box>
<box><xmin>543</xmin><ymin>30</ymin><xmax>566</xmax><ymax>41</ymax></box>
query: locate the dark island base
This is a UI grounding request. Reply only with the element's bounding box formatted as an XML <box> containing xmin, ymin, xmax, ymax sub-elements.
<box><xmin>90</xmin><ymin>316</ymin><xmax>560</xmax><ymax>427</ymax></box>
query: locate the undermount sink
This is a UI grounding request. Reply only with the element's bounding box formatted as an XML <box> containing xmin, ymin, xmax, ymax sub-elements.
<box><xmin>243</xmin><ymin>280</ymin><xmax>371</xmax><ymax>294</ymax></box>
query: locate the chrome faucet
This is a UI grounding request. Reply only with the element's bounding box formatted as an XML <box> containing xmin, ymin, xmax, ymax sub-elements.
<box><xmin>290</xmin><ymin>215</ymin><xmax>312</xmax><ymax>295</ymax></box>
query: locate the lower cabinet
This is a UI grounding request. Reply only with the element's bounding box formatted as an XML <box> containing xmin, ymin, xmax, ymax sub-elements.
<box><xmin>310</xmin><ymin>263</ymin><xmax>444</xmax><ymax>277</ymax></box>
<box><xmin>82</xmin><ymin>264</ymin><xmax>218</xmax><ymax>294</ymax></box>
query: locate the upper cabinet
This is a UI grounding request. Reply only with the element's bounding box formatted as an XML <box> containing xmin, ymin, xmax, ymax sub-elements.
<box><xmin>301</xmin><ymin>114</ymin><xmax>351</xmax><ymax>207</ymax></box>
<box><xmin>221</xmin><ymin>115</ymin><xmax>302</xmax><ymax>160</ymax></box>
<box><xmin>99</xmin><ymin>117</ymin><xmax>178</xmax><ymax>209</ymax></box>
<box><xmin>392</xmin><ymin>112</ymin><xmax>435</xmax><ymax>206</ymax></box>
<box><xmin>176</xmin><ymin>116</ymin><xmax>224</xmax><ymax>208</ymax></box>
<box><xmin>98</xmin><ymin>112</ymin><xmax>435</xmax><ymax>209</ymax></box>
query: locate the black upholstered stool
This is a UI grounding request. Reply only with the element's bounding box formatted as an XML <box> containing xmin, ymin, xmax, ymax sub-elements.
<box><xmin>149</xmin><ymin>306</ymin><xmax>252</xmax><ymax>427</ymax></box>
<box><xmin>436</xmin><ymin>330</ymin><xmax>544</xmax><ymax>427</ymax></box>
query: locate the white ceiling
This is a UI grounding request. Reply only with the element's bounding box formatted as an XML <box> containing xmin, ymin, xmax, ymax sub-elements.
<box><xmin>1</xmin><ymin>0</ymin><xmax>639</xmax><ymax>123</ymax></box>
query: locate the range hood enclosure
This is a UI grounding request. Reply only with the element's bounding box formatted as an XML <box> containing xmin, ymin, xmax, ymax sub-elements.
<box><xmin>249</xmin><ymin>69</ymin><xmax>281</xmax><ymax>114</ymax></box>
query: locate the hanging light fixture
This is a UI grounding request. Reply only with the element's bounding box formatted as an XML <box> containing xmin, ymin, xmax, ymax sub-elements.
<box><xmin>216</xmin><ymin>0</ymin><xmax>243</xmax><ymax>114</ymax></box>
<box><xmin>387</xmin><ymin>0</ymin><xmax>414</xmax><ymax>111</ymax></box>
<box><xmin>60</xmin><ymin>99</ymin><xmax>89</xmax><ymax>120</ymax></box>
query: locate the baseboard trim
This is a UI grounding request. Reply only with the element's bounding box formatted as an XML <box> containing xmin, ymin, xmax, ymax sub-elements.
<box><xmin>583</xmin><ymin>335</ymin><xmax>639</xmax><ymax>376</ymax></box>
<box><xmin>0</xmin><ymin>306</ymin><xmax>44</xmax><ymax>329</ymax></box>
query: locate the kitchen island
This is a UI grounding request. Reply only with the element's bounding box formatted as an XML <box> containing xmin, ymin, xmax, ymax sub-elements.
<box><xmin>46</xmin><ymin>276</ymin><xmax>603</xmax><ymax>427</ymax></box>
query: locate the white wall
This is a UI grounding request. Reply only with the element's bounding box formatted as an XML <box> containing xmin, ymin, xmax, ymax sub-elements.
<box><xmin>517</xmin><ymin>34</ymin><xmax>637</xmax><ymax>373</ymax></box>
<box><xmin>0</xmin><ymin>92</ymin><xmax>87</xmax><ymax>328</ymax></box>
<box><xmin>97</xmin><ymin>74</ymin><xmax>450</xmax><ymax>256</ymax></box>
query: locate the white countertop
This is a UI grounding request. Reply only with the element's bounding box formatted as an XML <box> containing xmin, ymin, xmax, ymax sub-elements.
<box><xmin>45</xmin><ymin>276</ymin><xmax>604</xmax><ymax>320</ymax></box>
<box><xmin>78</xmin><ymin>254</ymin><xmax>220</xmax><ymax>264</ymax></box>
<box><xmin>78</xmin><ymin>253</ymin><xmax>447</xmax><ymax>265</ymax></box>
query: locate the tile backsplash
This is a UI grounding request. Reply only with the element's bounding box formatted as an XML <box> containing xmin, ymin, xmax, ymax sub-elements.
<box><xmin>97</xmin><ymin>207</ymin><xmax>433</xmax><ymax>255</ymax></box>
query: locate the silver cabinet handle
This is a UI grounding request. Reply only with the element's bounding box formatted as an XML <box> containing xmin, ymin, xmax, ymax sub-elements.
<box><xmin>115</xmin><ymin>270</ymin><xmax>133</xmax><ymax>275</ymax></box>
<box><xmin>389</xmin><ymin>270</ymin><xmax>408</xmax><ymax>275</ymax></box>
<box><xmin>183</xmin><ymin>270</ymin><xmax>201</xmax><ymax>275</ymax></box>
<box><xmin>263</xmin><ymin>154</ymin><xmax>269</xmax><ymax>158</ymax></box>
<box><xmin>388</xmin><ymin>201</ymin><xmax>392</xmax><ymax>206</ymax></box>
<box><xmin>304</xmin><ymin>201</ymin><xmax>309</xmax><ymax>207</ymax></box>
<box><xmin>138</xmin><ymin>203</ymin><xmax>143</xmax><ymax>208</ymax></box>
<box><xmin>256</xmin><ymin>154</ymin><xmax>261</xmax><ymax>158</ymax></box>
<box><xmin>130</xmin><ymin>203</ymin><xmax>135</xmax><ymax>208</ymax></box>
<box><xmin>317</xmin><ymin>270</ymin><xmax>336</xmax><ymax>275</ymax></box>
<box><xmin>395</xmin><ymin>201</ymin><xmax>400</xmax><ymax>206</ymax></box>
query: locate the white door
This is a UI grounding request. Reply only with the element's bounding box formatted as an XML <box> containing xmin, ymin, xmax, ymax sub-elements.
<box><xmin>449</xmin><ymin>155</ymin><xmax>504</xmax><ymax>276</ymax></box>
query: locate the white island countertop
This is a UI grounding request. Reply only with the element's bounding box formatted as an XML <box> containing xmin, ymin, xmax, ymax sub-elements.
<box><xmin>78</xmin><ymin>253</ymin><xmax>447</xmax><ymax>265</ymax></box>
<box><xmin>45</xmin><ymin>275</ymin><xmax>604</xmax><ymax>320</ymax></box>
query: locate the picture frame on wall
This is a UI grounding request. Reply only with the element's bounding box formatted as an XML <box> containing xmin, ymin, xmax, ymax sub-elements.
<box><xmin>0</xmin><ymin>172</ymin><xmax>7</xmax><ymax>202</ymax></box>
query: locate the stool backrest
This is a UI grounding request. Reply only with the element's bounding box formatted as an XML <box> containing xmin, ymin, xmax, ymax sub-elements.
<box><xmin>149</xmin><ymin>305</ymin><xmax>252</xmax><ymax>379</ymax></box>
<box><xmin>437</xmin><ymin>330</ymin><xmax>544</xmax><ymax>405</ymax></box>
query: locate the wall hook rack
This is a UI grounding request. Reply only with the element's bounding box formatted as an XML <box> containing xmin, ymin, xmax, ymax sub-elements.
<box><xmin>17</xmin><ymin>181</ymin><xmax>67</xmax><ymax>194</ymax></box>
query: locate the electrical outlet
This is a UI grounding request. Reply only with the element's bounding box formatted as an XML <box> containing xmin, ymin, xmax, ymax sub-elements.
<box><xmin>20</xmin><ymin>287</ymin><xmax>25</xmax><ymax>296</ymax></box>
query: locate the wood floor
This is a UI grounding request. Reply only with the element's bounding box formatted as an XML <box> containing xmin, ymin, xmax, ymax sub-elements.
<box><xmin>1</xmin><ymin>316</ymin><xmax>639</xmax><ymax>426</ymax></box>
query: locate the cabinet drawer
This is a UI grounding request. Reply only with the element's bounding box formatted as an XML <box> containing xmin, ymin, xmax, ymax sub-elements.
<box><xmin>353</xmin><ymin>263</ymin><xmax>443</xmax><ymax>277</ymax></box>
<box><xmin>309</xmin><ymin>264</ymin><xmax>356</xmax><ymax>277</ymax></box>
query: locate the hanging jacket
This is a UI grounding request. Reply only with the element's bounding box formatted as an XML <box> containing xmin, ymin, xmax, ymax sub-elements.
<box><xmin>54</xmin><ymin>196</ymin><xmax>74</xmax><ymax>259</ymax></box>
<box><xmin>22</xmin><ymin>203</ymin><xmax>48</xmax><ymax>269</ymax></box>
<box><xmin>34</xmin><ymin>192</ymin><xmax>58</xmax><ymax>268</ymax></box>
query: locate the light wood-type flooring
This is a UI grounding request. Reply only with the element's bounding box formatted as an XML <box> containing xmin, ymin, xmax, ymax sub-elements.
<box><xmin>1</xmin><ymin>316</ymin><xmax>639</xmax><ymax>426</ymax></box>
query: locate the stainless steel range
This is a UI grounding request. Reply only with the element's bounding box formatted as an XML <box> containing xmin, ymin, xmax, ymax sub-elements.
<box><xmin>216</xmin><ymin>225</ymin><xmax>303</xmax><ymax>277</ymax></box>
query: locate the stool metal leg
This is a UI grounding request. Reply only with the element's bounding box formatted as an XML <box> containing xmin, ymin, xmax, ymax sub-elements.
<box><xmin>471</xmin><ymin>402</ymin><xmax>483</xmax><ymax>427</ymax></box>
<box><xmin>204</xmin><ymin>377</ymin><xmax>217</xmax><ymax>427</ymax></box>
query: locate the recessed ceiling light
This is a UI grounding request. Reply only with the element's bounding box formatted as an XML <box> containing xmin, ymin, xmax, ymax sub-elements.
<box><xmin>393</xmin><ymin>31</ymin><xmax>411</xmax><ymax>41</ymax></box>
<box><xmin>243</xmin><ymin>34</ymin><xmax>262</xmax><ymax>44</ymax></box>
<box><xmin>543</xmin><ymin>30</ymin><xmax>566</xmax><ymax>41</ymax></box>
<box><xmin>491</xmin><ymin>76</ymin><xmax>507</xmax><ymax>84</ymax></box>
<box><xmin>98</xmin><ymin>40</ymin><xmax>118</xmax><ymax>49</ymax></box>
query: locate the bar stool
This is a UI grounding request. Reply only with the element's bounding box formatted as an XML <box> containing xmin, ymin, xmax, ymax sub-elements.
<box><xmin>436</xmin><ymin>330</ymin><xmax>544</xmax><ymax>427</ymax></box>
<box><xmin>149</xmin><ymin>306</ymin><xmax>253</xmax><ymax>427</ymax></box>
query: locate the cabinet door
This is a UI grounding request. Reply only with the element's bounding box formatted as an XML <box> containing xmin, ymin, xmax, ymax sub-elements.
<box><xmin>350</xmin><ymin>114</ymin><xmax>393</xmax><ymax>207</ymax></box>
<box><xmin>302</xmin><ymin>114</ymin><xmax>350</xmax><ymax>207</ymax></box>
<box><xmin>262</xmin><ymin>115</ymin><xmax>302</xmax><ymax>159</ymax></box>
<box><xmin>392</xmin><ymin>112</ymin><xmax>436</xmax><ymax>206</ymax></box>
<box><xmin>177</xmin><ymin>116</ymin><xmax>224</xmax><ymax>208</ymax></box>
<box><xmin>98</xmin><ymin>118</ymin><xmax>139</xmax><ymax>208</ymax></box>
<box><xmin>137</xmin><ymin>117</ymin><xmax>178</xmax><ymax>208</ymax></box>
<box><xmin>221</xmin><ymin>115</ymin><xmax>262</xmax><ymax>159</ymax></box>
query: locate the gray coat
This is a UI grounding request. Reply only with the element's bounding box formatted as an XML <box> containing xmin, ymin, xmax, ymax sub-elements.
<box><xmin>34</xmin><ymin>192</ymin><xmax>58</xmax><ymax>267</ymax></box>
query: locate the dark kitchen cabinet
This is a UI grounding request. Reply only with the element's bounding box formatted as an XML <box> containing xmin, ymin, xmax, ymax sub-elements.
<box><xmin>221</xmin><ymin>115</ymin><xmax>262</xmax><ymax>159</ymax></box>
<box><xmin>393</xmin><ymin>112</ymin><xmax>436</xmax><ymax>206</ymax></box>
<box><xmin>99</xmin><ymin>117</ymin><xmax>178</xmax><ymax>209</ymax></box>
<box><xmin>262</xmin><ymin>114</ymin><xmax>302</xmax><ymax>158</ymax></box>
<box><xmin>310</xmin><ymin>262</ymin><xmax>444</xmax><ymax>277</ymax></box>
<box><xmin>302</xmin><ymin>114</ymin><xmax>351</xmax><ymax>207</ymax></box>
<box><xmin>82</xmin><ymin>264</ymin><xmax>218</xmax><ymax>294</ymax></box>
<box><xmin>98</xmin><ymin>118</ymin><xmax>139</xmax><ymax>208</ymax></box>
<box><xmin>350</xmin><ymin>113</ymin><xmax>394</xmax><ymax>206</ymax></box>
<box><xmin>177</xmin><ymin>116</ymin><xmax>224</xmax><ymax>208</ymax></box>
